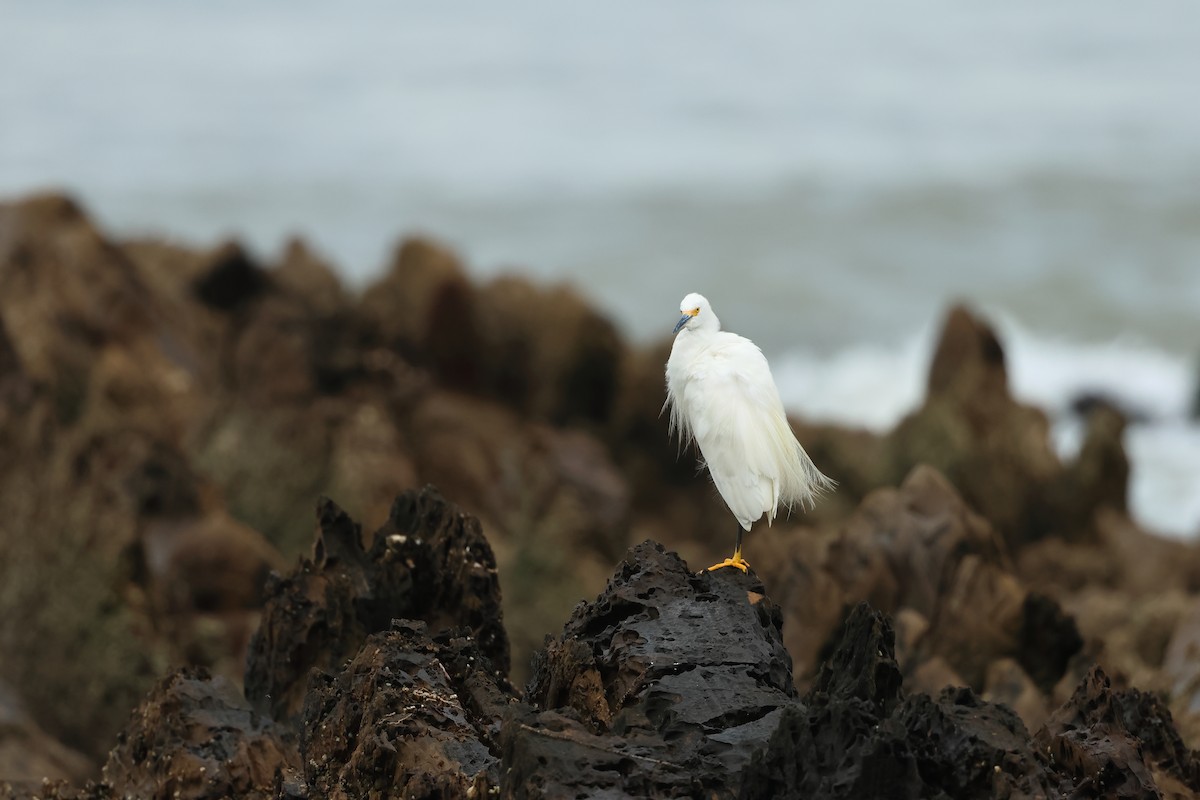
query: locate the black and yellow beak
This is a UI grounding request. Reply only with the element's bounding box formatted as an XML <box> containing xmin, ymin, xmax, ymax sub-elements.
<box><xmin>673</xmin><ymin>308</ymin><xmax>699</xmax><ymax>334</ymax></box>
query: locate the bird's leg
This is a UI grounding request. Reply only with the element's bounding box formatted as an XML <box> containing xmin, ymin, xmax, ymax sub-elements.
<box><xmin>707</xmin><ymin>525</ymin><xmax>750</xmax><ymax>572</ymax></box>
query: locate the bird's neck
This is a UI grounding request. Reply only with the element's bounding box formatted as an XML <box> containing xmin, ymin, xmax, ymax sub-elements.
<box><xmin>676</xmin><ymin>327</ymin><xmax>720</xmax><ymax>352</ymax></box>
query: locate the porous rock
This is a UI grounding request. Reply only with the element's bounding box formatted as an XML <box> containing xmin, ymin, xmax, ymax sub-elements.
<box><xmin>405</xmin><ymin>389</ymin><xmax>632</xmax><ymax>677</ymax></box>
<box><xmin>509</xmin><ymin>541</ymin><xmax>798</xmax><ymax>798</ymax></box>
<box><xmin>742</xmin><ymin>603</ymin><xmax>1058</xmax><ymax>800</ymax></box>
<box><xmin>1035</xmin><ymin>665</ymin><xmax>1200</xmax><ymax>799</ymax></box>
<box><xmin>245</xmin><ymin>486</ymin><xmax>508</xmax><ymax>722</ymax></box>
<box><xmin>302</xmin><ymin>621</ymin><xmax>514</xmax><ymax>799</ymax></box>
<box><xmin>100</xmin><ymin>667</ymin><xmax>298</xmax><ymax>800</ymax></box>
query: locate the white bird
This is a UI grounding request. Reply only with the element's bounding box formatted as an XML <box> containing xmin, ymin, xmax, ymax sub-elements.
<box><xmin>664</xmin><ymin>292</ymin><xmax>834</xmax><ymax>572</ymax></box>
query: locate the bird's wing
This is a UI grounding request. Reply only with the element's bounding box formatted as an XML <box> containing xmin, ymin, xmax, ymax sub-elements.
<box><xmin>675</xmin><ymin>333</ymin><xmax>800</xmax><ymax>526</ymax></box>
<box><xmin>680</xmin><ymin>335</ymin><xmax>780</xmax><ymax>435</ymax></box>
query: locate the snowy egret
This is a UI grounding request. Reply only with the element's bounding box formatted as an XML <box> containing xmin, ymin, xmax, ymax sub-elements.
<box><xmin>664</xmin><ymin>292</ymin><xmax>834</xmax><ymax>572</ymax></box>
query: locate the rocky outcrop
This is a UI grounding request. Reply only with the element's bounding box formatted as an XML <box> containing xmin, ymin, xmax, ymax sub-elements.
<box><xmin>1036</xmin><ymin>665</ymin><xmax>1200</xmax><ymax>799</ymax></box>
<box><xmin>743</xmin><ymin>603</ymin><xmax>1060</xmax><ymax>799</ymax></box>
<box><xmin>6</xmin><ymin>492</ymin><xmax>1200</xmax><ymax>799</ymax></box>
<box><xmin>245</xmin><ymin>487</ymin><xmax>509</xmax><ymax>723</ymax></box>
<box><xmin>882</xmin><ymin>305</ymin><xmax>1136</xmax><ymax>552</ymax></box>
<box><xmin>0</xmin><ymin>194</ymin><xmax>151</xmax><ymax>408</ymax></box>
<box><xmin>512</xmin><ymin>541</ymin><xmax>797</xmax><ymax>797</ymax></box>
<box><xmin>360</xmin><ymin>238</ymin><xmax>625</xmax><ymax>424</ymax></box>
<box><xmin>99</xmin><ymin>668</ymin><xmax>299</xmax><ymax>800</ymax></box>
<box><xmin>752</xmin><ymin>464</ymin><xmax>1082</xmax><ymax>717</ymax></box>
<box><xmin>885</xmin><ymin>306</ymin><xmax>1061</xmax><ymax>548</ymax></box>
<box><xmin>302</xmin><ymin>622</ymin><xmax>512</xmax><ymax>799</ymax></box>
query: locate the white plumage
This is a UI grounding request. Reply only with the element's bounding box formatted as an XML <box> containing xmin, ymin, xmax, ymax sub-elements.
<box><xmin>664</xmin><ymin>292</ymin><xmax>833</xmax><ymax>570</ymax></box>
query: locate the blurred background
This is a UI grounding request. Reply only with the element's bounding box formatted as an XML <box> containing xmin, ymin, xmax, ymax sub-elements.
<box><xmin>2</xmin><ymin>0</ymin><xmax>1198</xmax><ymax>537</ymax></box>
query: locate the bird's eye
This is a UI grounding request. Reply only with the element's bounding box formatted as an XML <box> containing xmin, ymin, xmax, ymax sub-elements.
<box><xmin>689</xmin><ymin>308</ymin><xmax>700</xmax><ymax>317</ymax></box>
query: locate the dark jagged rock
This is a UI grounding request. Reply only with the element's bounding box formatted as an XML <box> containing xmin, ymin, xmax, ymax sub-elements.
<box><xmin>301</xmin><ymin>621</ymin><xmax>514</xmax><ymax>799</ymax></box>
<box><xmin>888</xmin><ymin>688</ymin><xmax>1053</xmax><ymax>800</ymax></box>
<box><xmin>1036</xmin><ymin>665</ymin><xmax>1200</xmax><ymax>799</ymax></box>
<box><xmin>510</xmin><ymin>541</ymin><xmax>797</xmax><ymax>798</ymax></box>
<box><xmin>11</xmin><ymin>489</ymin><xmax>1200</xmax><ymax>800</ymax></box>
<box><xmin>403</xmin><ymin>388</ymin><xmax>633</xmax><ymax>678</ymax></box>
<box><xmin>374</xmin><ymin>488</ymin><xmax>511</xmax><ymax>674</ymax></box>
<box><xmin>245</xmin><ymin>487</ymin><xmax>508</xmax><ymax>722</ymax></box>
<box><xmin>809</xmin><ymin>602</ymin><xmax>903</xmax><ymax>716</ymax></box>
<box><xmin>100</xmin><ymin>667</ymin><xmax>298</xmax><ymax>800</ymax></box>
<box><xmin>742</xmin><ymin>603</ymin><xmax>901</xmax><ymax>799</ymax></box>
<box><xmin>743</xmin><ymin>603</ymin><xmax>1058</xmax><ymax>800</ymax></box>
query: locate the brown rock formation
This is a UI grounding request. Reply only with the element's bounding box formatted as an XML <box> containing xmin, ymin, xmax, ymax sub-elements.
<box><xmin>302</xmin><ymin>622</ymin><xmax>512</xmax><ymax>798</ymax></box>
<box><xmin>886</xmin><ymin>305</ymin><xmax>1061</xmax><ymax>548</ymax></box>
<box><xmin>99</xmin><ymin>668</ymin><xmax>298</xmax><ymax>800</ymax></box>
<box><xmin>754</xmin><ymin>463</ymin><xmax>1081</xmax><ymax>712</ymax></box>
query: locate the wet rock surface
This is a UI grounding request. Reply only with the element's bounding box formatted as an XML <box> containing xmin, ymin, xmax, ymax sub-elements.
<box><xmin>744</xmin><ymin>603</ymin><xmax>1059</xmax><ymax>800</ymax></box>
<box><xmin>3</xmin><ymin>193</ymin><xmax>1200</xmax><ymax>796</ymax></box>
<box><xmin>512</xmin><ymin>541</ymin><xmax>797</xmax><ymax>797</ymax></box>
<box><xmin>6</xmin><ymin>498</ymin><xmax>1200</xmax><ymax>799</ymax></box>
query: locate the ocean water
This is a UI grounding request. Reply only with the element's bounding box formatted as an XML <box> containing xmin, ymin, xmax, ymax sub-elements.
<box><xmin>1</xmin><ymin>2</ymin><xmax>1198</xmax><ymax>534</ymax></box>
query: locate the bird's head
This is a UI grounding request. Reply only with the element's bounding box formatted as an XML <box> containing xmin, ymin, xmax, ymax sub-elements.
<box><xmin>673</xmin><ymin>292</ymin><xmax>717</xmax><ymax>334</ymax></box>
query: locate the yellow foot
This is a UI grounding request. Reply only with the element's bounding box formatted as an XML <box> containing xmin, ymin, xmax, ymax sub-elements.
<box><xmin>707</xmin><ymin>555</ymin><xmax>750</xmax><ymax>573</ymax></box>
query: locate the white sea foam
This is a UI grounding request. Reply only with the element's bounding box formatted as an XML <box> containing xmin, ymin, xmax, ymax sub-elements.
<box><xmin>773</xmin><ymin>320</ymin><xmax>1200</xmax><ymax>538</ymax></box>
<box><xmin>771</xmin><ymin>326</ymin><xmax>936</xmax><ymax>434</ymax></box>
<box><xmin>998</xmin><ymin>315</ymin><xmax>1196</xmax><ymax>422</ymax></box>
